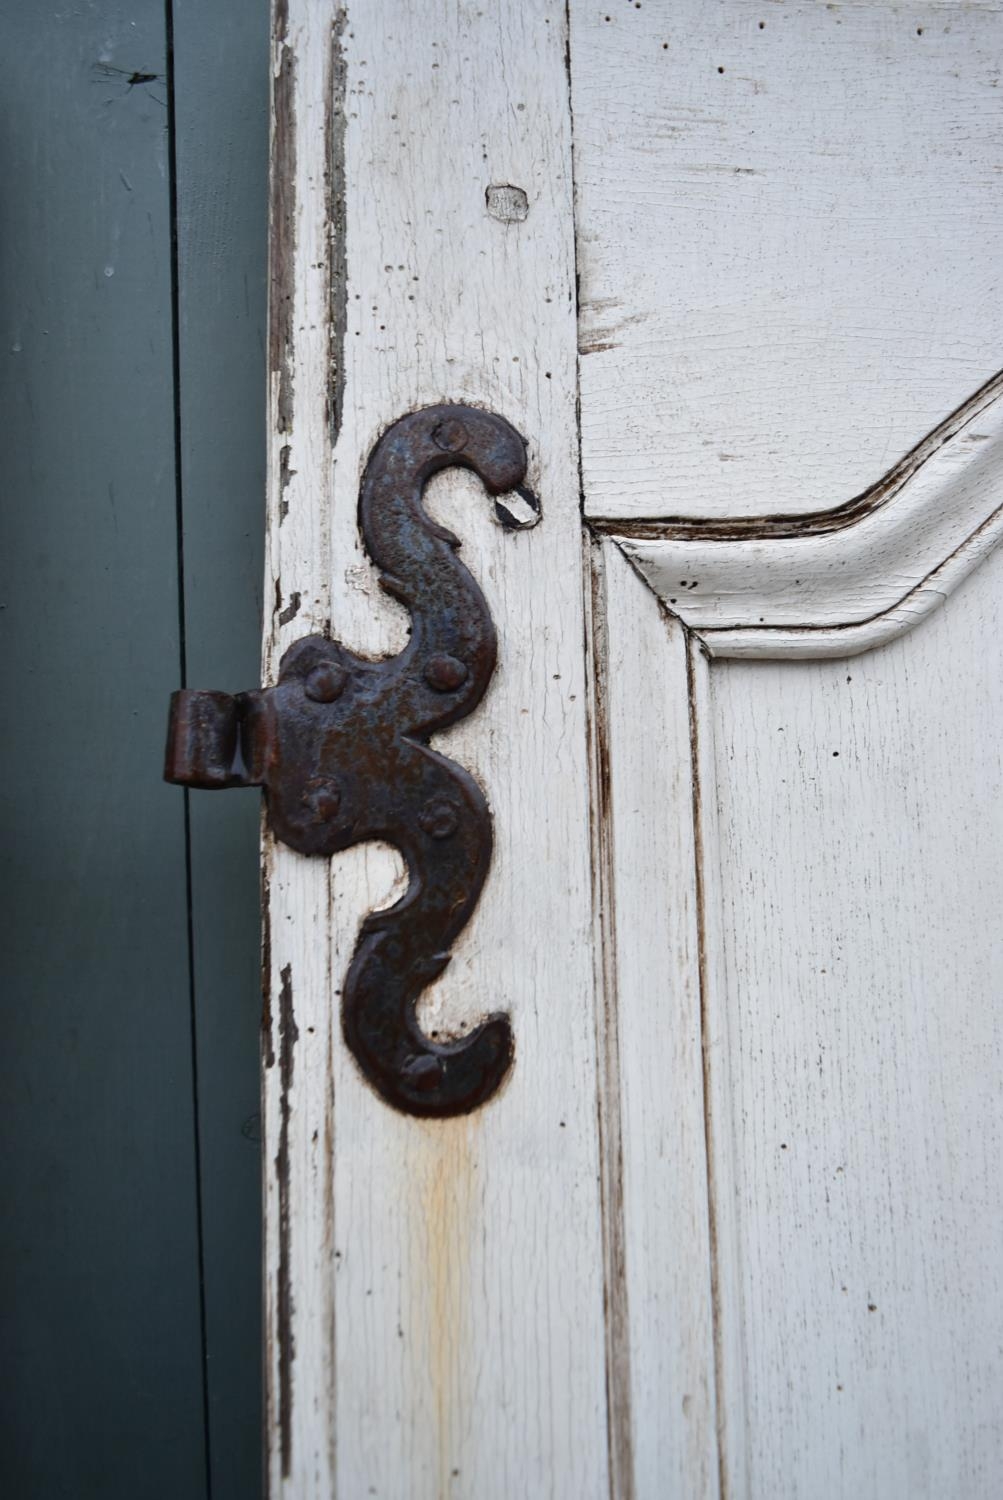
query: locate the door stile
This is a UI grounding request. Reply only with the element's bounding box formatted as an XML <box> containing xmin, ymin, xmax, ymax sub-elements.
<box><xmin>583</xmin><ymin>537</ymin><xmax>723</xmax><ymax>1497</ymax></box>
<box><xmin>263</xmin><ymin>2</ymin><xmax>339</xmax><ymax>1493</ymax></box>
<box><xmin>262</xmin><ymin>2</ymin><xmax>611</xmax><ymax>1495</ymax></box>
<box><xmin>582</xmin><ymin>532</ymin><xmax>636</xmax><ymax>1500</ymax></box>
<box><xmin>685</xmin><ymin>632</ymin><xmax>750</xmax><ymax>1500</ymax></box>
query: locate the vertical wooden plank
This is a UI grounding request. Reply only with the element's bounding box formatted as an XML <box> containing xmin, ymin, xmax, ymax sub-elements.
<box><xmin>262</xmin><ymin>5</ymin><xmax>335</xmax><ymax>1489</ymax></box>
<box><xmin>587</xmin><ymin>541</ymin><xmax>719</xmax><ymax>1497</ymax></box>
<box><xmin>687</xmin><ymin>640</ymin><xmax>750</xmax><ymax>1500</ymax></box>
<box><xmin>171</xmin><ymin>3</ymin><xmax>271</xmax><ymax>1494</ymax></box>
<box><xmin>263</xmin><ymin>2</ymin><xmax>608</xmax><ymax>1494</ymax></box>
<box><xmin>700</xmin><ymin>555</ymin><xmax>1003</xmax><ymax>1497</ymax></box>
<box><xmin>0</xmin><ymin>2</ymin><xmax>207</xmax><ymax>1494</ymax></box>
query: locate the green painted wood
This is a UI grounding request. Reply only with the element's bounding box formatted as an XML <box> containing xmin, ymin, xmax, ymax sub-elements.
<box><xmin>172</xmin><ymin>3</ymin><xmax>270</xmax><ymax>1495</ymax></box>
<box><xmin>0</xmin><ymin>3</ymin><xmax>209</xmax><ymax>1496</ymax></box>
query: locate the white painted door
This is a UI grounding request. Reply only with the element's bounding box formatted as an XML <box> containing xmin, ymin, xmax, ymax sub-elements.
<box><xmin>263</xmin><ymin>3</ymin><xmax>1003</xmax><ymax>1495</ymax></box>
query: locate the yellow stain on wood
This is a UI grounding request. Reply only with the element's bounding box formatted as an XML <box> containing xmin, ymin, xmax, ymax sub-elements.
<box><xmin>415</xmin><ymin>1114</ymin><xmax>479</xmax><ymax>1499</ymax></box>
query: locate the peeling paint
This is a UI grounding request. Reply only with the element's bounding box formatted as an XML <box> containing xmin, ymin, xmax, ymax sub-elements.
<box><xmin>269</xmin><ymin>8</ymin><xmax>296</xmax><ymax>434</ymax></box>
<box><xmin>275</xmin><ymin>962</ymin><xmax>299</xmax><ymax>1478</ymax></box>
<box><xmin>278</xmin><ymin>589</ymin><xmax>302</xmax><ymax>626</ymax></box>
<box><xmin>325</xmin><ymin>9</ymin><xmax>349</xmax><ymax>446</ymax></box>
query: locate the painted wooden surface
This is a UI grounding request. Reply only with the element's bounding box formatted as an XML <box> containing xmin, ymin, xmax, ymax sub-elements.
<box><xmin>0</xmin><ymin>2</ymin><xmax>269</xmax><ymax>1494</ymax></box>
<box><xmin>616</xmin><ymin>366</ymin><xmax>1003</xmax><ymax>658</ymax></box>
<box><xmin>569</xmin><ymin>0</ymin><xmax>1003</xmax><ymax>521</ymax></box>
<box><xmin>586</xmin><ymin>532</ymin><xmax>1003</xmax><ymax>1498</ymax></box>
<box><xmin>264</xmin><ymin>4</ymin><xmax>1003</xmax><ymax>1498</ymax></box>
<box><xmin>0</xmin><ymin>3</ymin><xmax>207</xmax><ymax>1493</ymax></box>
<box><xmin>172</xmin><ymin>3</ymin><xmax>270</xmax><ymax>1493</ymax></box>
<box><xmin>586</xmin><ymin>539</ymin><xmax>719</xmax><ymax>1497</ymax></box>
<box><xmin>263</xmin><ymin>2</ymin><xmax>606</xmax><ymax>1494</ymax></box>
<box><xmin>695</xmin><ymin>549</ymin><xmax>1003</xmax><ymax>1497</ymax></box>
<box><xmin>575</xmin><ymin>4</ymin><xmax>1003</xmax><ymax>1491</ymax></box>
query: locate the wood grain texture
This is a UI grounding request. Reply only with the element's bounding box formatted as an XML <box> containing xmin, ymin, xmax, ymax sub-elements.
<box><xmin>569</xmin><ymin>0</ymin><xmax>1003</xmax><ymax>520</ymax></box>
<box><xmin>696</xmin><ymin>552</ymin><xmax>1003</xmax><ymax>1497</ymax></box>
<box><xmin>615</xmin><ymin>368</ymin><xmax>1003</xmax><ymax>657</ymax></box>
<box><xmin>587</xmin><ymin>540</ymin><xmax>719</xmax><ymax>1498</ymax></box>
<box><xmin>263</xmin><ymin>3</ymin><xmax>607</xmax><ymax>1494</ymax></box>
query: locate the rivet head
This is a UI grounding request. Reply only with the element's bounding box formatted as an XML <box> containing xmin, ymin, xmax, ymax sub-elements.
<box><xmin>303</xmin><ymin>777</ymin><xmax>341</xmax><ymax>820</ymax></box>
<box><xmin>423</xmin><ymin>654</ymin><xmax>469</xmax><ymax>692</ymax></box>
<box><xmin>431</xmin><ymin>418</ymin><xmax>468</xmax><ymax>453</ymax></box>
<box><xmin>305</xmin><ymin>662</ymin><xmax>347</xmax><ymax>703</ymax></box>
<box><xmin>418</xmin><ymin>799</ymin><xmax>459</xmax><ymax>840</ymax></box>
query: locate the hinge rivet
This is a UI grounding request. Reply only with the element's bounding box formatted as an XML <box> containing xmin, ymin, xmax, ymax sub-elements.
<box><xmin>418</xmin><ymin>800</ymin><xmax>459</xmax><ymax>840</ymax></box>
<box><xmin>302</xmin><ymin>777</ymin><xmax>342</xmax><ymax>819</ymax></box>
<box><xmin>305</xmin><ymin>663</ymin><xmax>347</xmax><ymax>702</ymax></box>
<box><xmin>423</xmin><ymin>653</ymin><xmax>469</xmax><ymax>692</ymax></box>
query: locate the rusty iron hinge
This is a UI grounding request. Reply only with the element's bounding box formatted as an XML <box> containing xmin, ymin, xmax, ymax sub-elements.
<box><xmin>164</xmin><ymin>404</ymin><xmax>538</xmax><ymax>1117</ymax></box>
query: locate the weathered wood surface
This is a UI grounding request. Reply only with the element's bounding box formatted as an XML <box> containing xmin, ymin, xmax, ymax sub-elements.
<box><xmin>263</xmin><ymin>4</ymin><xmax>1003</xmax><ymax>1498</ymax></box>
<box><xmin>586</xmin><ymin>539</ymin><xmax>719</xmax><ymax>1497</ymax></box>
<box><xmin>570</xmin><ymin>0</ymin><xmax>1003</xmax><ymax>520</ymax></box>
<box><xmin>585</xmin><ymin>545</ymin><xmax>1003</xmax><ymax>1499</ymax></box>
<box><xmin>577</xmin><ymin>4</ymin><xmax>1003</xmax><ymax>1493</ymax></box>
<box><xmin>695</xmin><ymin>548</ymin><xmax>1003</xmax><ymax>1497</ymax></box>
<box><xmin>617</xmin><ymin>367</ymin><xmax>1003</xmax><ymax>657</ymax></box>
<box><xmin>263</xmin><ymin>2</ymin><xmax>606</xmax><ymax>1494</ymax></box>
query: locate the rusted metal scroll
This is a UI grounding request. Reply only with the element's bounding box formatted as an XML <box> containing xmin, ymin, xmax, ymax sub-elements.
<box><xmin>165</xmin><ymin>404</ymin><xmax>537</xmax><ymax>1116</ymax></box>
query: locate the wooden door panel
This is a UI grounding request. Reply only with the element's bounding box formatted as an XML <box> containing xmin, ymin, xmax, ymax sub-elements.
<box><xmin>569</xmin><ymin>0</ymin><xmax>1003</xmax><ymax>521</ymax></box>
<box><xmin>265</xmin><ymin>3</ymin><xmax>1003</xmax><ymax>1496</ymax></box>
<box><xmin>698</xmin><ymin>549</ymin><xmax>1003</xmax><ymax>1496</ymax></box>
<box><xmin>588</xmin><ymin>539</ymin><xmax>1003</xmax><ymax>1497</ymax></box>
